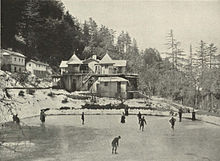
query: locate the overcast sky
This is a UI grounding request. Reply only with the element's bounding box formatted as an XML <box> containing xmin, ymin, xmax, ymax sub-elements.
<box><xmin>62</xmin><ymin>0</ymin><xmax>220</xmax><ymax>55</ymax></box>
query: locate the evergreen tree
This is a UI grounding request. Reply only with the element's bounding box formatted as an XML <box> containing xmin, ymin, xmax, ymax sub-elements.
<box><xmin>207</xmin><ymin>43</ymin><xmax>218</xmax><ymax>69</ymax></box>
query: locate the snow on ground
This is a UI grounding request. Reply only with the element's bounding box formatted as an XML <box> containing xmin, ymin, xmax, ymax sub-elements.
<box><xmin>0</xmin><ymin>70</ymin><xmax>220</xmax><ymax>126</ymax></box>
<box><xmin>1</xmin><ymin>88</ymin><xmax>220</xmax><ymax>126</ymax></box>
<box><xmin>0</xmin><ymin>88</ymin><xmax>88</xmax><ymax>123</ymax></box>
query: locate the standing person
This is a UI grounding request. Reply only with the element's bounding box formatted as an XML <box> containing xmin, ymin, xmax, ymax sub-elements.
<box><xmin>139</xmin><ymin>116</ymin><xmax>147</xmax><ymax>131</ymax></box>
<box><xmin>15</xmin><ymin>114</ymin><xmax>20</xmax><ymax>125</ymax></box>
<box><xmin>192</xmin><ymin>109</ymin><xmax>196</xmax><ymax>121</ymax></box>
<box><xmin>124</xmin><ymin>106</ymin><xmax>129</xmax><ymax>116</ymax></box>
<box><xmin>40</xmin><ymin>110</ymin><xmax>46</xmax><ymax>123</ymax></box>
<box><xmin>14</xmin><ymin>114</ymin><xmax>21</xmax><ymax>129</ymax></box>
<box><xmin>12</xmin><ymin>114</ymin><xmax>17</xmax><ymax>122</ymax></box>
<box><xmin>111</xmin><ymin>136</ymin><xmax>121</xmax><ymax>154</ymax></box>
<box><xmin>81</xmin><ymin>112</ymin><xmax>85</xmax><ymax>125</ymax></box>
<box><xmin>178</xmin><ymin>108</ymin><xmax>183</xmax><ymax>122</ymax></box>
<box><xmin>121</xmin><ymin>112</ymin><xmax>125</xmax><ymax>123</ymax></box>
<box><xmin>169</xmin><ymin>116</ymin><xmax>176</xmax><ymax>130</ymax></box>
<box><xmin>137</xmin><ymin>112</ymin><xmax>142</xmax><ymax>123</ymax></box>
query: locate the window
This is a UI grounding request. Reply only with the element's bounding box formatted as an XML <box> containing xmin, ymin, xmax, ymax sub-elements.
<box><xmin>19</xmin><ymin>58</ymin><xmax>20</xmax><ymax>62</ymax></box>
<box><xmin>19</xmin><ymin>68</ymin><xmax>21</xmax><ymax>72</ymax></box>
<box><xmin>14</xmin><ymin>66</ymin><xmax>17</xmax><ymax>72</ymax></box>
<box><xmin>104</xmin><ymin>82</ymin><xmax>108</xmax><ymax>86</ymax></box>
<box><xmin>14</xmin><ymin>58</ymin><xmax>16</xmax><ymax>61</ymax></box>
<box><xmin>29</xmin><ymin>63</ymin><xmax>31</xmax><ymax>66</ymax></box>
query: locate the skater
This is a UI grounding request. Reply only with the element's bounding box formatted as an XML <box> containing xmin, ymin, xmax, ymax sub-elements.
<box><xmin>124</xmin><ymin>106</ymin><xmax>129</xmax><ymax>116</ymax></box>
<box><xmin>137</xmin><ymin>111</ymin><xmax>142</xmax><ymax>123</ymax></box>
<box><xmin>169</xmin><ymin>116</ymin><xmax>176</xmax><ymax>130</ymax></box>
<box><xmin>178</xmin><ymin>108</ymin><xmax>183</xmax><ymax>122</ymax></box>
<box><xmin>139</xmin><ymin>116</ymin><xmax>147</xmax><ymax>131</ymax></box>
<box><xmin>192</xmin><ymin>109</ymin><xmax>196</xmax><ymax>121</ymax></box>
<box><xmin>40</xmin><ymin>110</ymin><xmax>46</xmax><ymax>123</ymax></box>
<box><xmin>81</xmin><ymin>112</ymin><xmax>84</xmax><ymax>125</ymax></box>
<box><xmin>121</xmin><ymin>112</ymin><xmax>125</xmax><ymax>123</ymax></box>
<box><xmin>13</xmin><ymin>114</ymin><xmax>21</xmax><ymax>129</ymax></box>
<box><xmin>12</xmin><ymin>114</ymin><xmax>17</xmax><ymax>122</ymax></box>
<box><xmin>14</xmin><ymin>114</ymin><xmax>20</xmax><ymax>125</ymax></box>
<box><xmin>111</xmin><ymin>136</ymin><xmax>121</xmax><ymax>154</ymax></box>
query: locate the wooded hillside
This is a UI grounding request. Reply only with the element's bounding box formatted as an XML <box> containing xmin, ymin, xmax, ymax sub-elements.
<box><xmin>1</xmin><ymin>0</ymin><xmax>220</xmax><ymax>111</ymax></box>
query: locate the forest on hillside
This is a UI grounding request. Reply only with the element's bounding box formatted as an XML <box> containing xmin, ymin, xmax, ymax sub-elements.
<box><xmin>1</xmin><ymin>0</ymin><xmax>220</xmax><ymax>111</ymax></box>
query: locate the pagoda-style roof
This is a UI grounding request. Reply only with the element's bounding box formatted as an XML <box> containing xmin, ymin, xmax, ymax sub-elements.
<box><xmin>99</xmin><ymin>53</ymin><xmax>114</xmax><ymax>64</ymax></box>
<box><xmin>67</xmin><ymin>54</ymin><xmax>83</xmax><ymax>65</ymax></box>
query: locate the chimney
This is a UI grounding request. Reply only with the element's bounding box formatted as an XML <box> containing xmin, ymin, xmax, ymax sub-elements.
<box><xmin>92</xmin><ymin>55</ymin><xmax>97</xmax><ymax>60</ymax></box>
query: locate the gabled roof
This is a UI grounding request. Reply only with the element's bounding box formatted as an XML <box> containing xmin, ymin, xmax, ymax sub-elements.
<box><xmin>67</xmin><ymin>54</ymin><xmax>83</xmax><ymax>65</ymax></box>
<box><xmin>98</xmin><ymin>77</ymin><xmax>128</xmax><ymax>82</ymax></box>
<box><xmin>112</xmin><ymin>60</ymin><xmax>127</xmax><ymax>67</ymax></box>
<box><xmin>59</xmin><ymin>61</ymin><xmax>68</xmax><ymax>68</ymax></box>
<box><xmin>99</xmin><ymin>53</ymin><xmax>114</xmax><ymax>64</ymax></box>
<box><xmin>1</xmin><ymin>49</ymin><xmax>26</xmax><ymax>58</ymax></box>
<box><xmin>28</xmin><ymin>59</ymin><xmax>49</xmax><ymax>66</ymax></box>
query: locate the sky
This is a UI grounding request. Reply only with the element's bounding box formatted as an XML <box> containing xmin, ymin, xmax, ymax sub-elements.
<box><xmin>61</xmin><ymin>0</ymin><xmax>220</xmax><ymax>55</ymax></box>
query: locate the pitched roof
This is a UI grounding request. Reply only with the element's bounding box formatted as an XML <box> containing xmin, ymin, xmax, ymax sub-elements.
<box><xmin>112</xmin><ymin>60</ymin><xmax>127</xmax><ymax>67</ymax></box>
<box><xmin>1</xmin><ymin>49</ymin><xmax>26</xmax><ymax>58</ymax></box>
<box><xmin>99</xmin><ymin>53</ymin><xmax>114</xmax><ymax>64</ymax></box>
<box><xmin>98</xmin><ymin>77</ymin><xmax>128</xmax><ymax>82</ymax></box>
<box><xmin>28</xmin><ymin>59</ymin><xmax>49</xmax><ymax>66</ymax></box>
<box><xmin>67</xmin><ymin>54</ymin><xmax>83</xmax><ymax>64</ymax></box>
<box><xmin>59</xmin><ymin>61</ymin><xmax>68</xmax><ymax>68</ymax></box>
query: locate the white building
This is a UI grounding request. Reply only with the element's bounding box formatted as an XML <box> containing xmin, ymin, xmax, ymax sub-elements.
<box><xmin>98</xmin><ymin>53</ymin><xmax>115</xmax><ymax>74</ymax></box>
<box><xmin>96</xmin><ymin>53</ymin><xmax>127</xmax><ymax>74</ymax></box>
<box><xmin>0</xmin><ymin>49</ymin><xmax>26</xmax><ymax>72</ymax></box>
<box><xmin>26</xmin><ymin>59</ymin><xmax>50</xmax><ymax>77</ymax></box>
<box><xmin>59</xmin><ymin>61</ymin><xmax>68</xmax><ymax>75</ymax></box>
<box><xmin>112</xmin><ymin>60</ymin><xmax>127</xmax><ymax>74</ymax></box>
<box><xmin>92</xmin><ymin>77</ymin><xmax>128</xmax><ymax>98</ymax></box>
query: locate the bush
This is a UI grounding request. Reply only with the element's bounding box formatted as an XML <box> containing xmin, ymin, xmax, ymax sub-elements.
<box><xmin>81</xmin><ymin>103</ymin><xmax>157</xmax><ymax>110</ymax></box>
<box><xmin>42</xmin><ymin>108</ymin><xmax>50</xmax><ymax>111</ymax></box>
<box><xmin>47</xmin><ymin>92</ymin><xmax>54</xmax><ymax>97</ymax></box>
<box><xmin>11</xmin><ymin>71</ymin><xmax>30</xmax><ymax>86</ymax></box>
<box><xmin>18</xmin><ymin>90</ymin><xmax>25</xmax><ymax>97</ymax></box>
<box><xmin>62</xmin><ymin>98</ymin><xmax>68</xmax><ymax>103</ymax></box>
<box><xmin>60</xmin><ymin>107</ymin><xmax>70</xmax><ymax>110</ymax></box>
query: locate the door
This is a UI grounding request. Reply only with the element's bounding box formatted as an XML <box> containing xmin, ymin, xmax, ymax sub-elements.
<box><xmin>117</xmin><ymin>82</ymin><xmax>121</xmax><ymax>97</ymax></box>
<box><xmin>72</xmin><ymin>79</ymin><xmax>76</xmax><ymax>91</ymax></box>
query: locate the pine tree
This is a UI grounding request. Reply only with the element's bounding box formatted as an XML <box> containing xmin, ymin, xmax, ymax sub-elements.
<box><xmin>207</xmin><ymin>43</ymin><xmax>217</xmax><ymax>69</ymax></box>
<box><xmin>82</xmin><ymin>21</ymin><xmax>91</xmax><ymax>46</ymax></box>
<box><xmin>165</xmin><ymin>29</ymin><xmax>175</xmax><ymax>69</ymax></box>
<box><xmin>18</xmin><ymin>0</ymin><xmax>41</xmax><ymax>59</ymax></box>
<box><xmin>195</xmin><ymin>40</ymin><xmax>208</xmax><ymax>71</ymax></box>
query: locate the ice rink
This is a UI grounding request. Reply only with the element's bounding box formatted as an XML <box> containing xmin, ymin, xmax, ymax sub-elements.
<box><xmin>1</xmin><ymin>115</ymin><xmax>220</xmax><ymax>161</ymax></box>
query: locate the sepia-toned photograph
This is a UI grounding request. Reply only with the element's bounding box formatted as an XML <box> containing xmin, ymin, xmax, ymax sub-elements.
<box><xmin>1</xmin><ymin>0</ymin><xmax>220</xmax><ymax>160</ymax></box>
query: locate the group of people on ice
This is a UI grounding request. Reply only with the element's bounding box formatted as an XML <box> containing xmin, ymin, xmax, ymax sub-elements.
<box><xmin>114</xmin><ymin>107</ymin><xmax>189</xmax><ymax>154</ymax></box>
<box><xmin>120</xmin><ymin>107</ymin><xmax>185</xmax><ymax>133</ymax></box>
<box><xmin>13</xmin><ymin>105</ymin><xmax>191</xmax><ymax>155</ymax></box>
